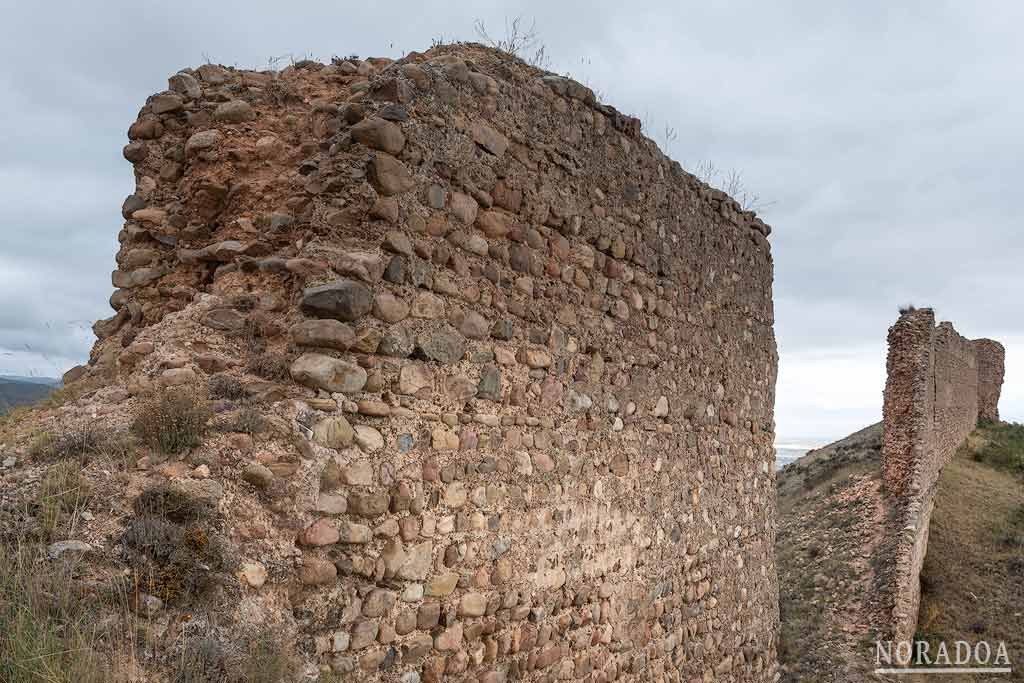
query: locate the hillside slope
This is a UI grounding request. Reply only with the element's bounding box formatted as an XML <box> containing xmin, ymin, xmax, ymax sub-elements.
<box><xmin>916</xmin><ymin>423</ymin><xmax>1024</xmax><ymax>681</ymax></box>
<box><xmin>778</xmin><ymin>421</ymin><xmax>1023</xmax><ymax>682</ymax></box>
<box><xmin>0</xmin><ymin>378</ymin><xmax>54</xmax><ymax>415</ymax></box>
<box><xmin>776</xmin><ymin>423</ymin><xmax>898</xmax><ymax>681</ymax></box>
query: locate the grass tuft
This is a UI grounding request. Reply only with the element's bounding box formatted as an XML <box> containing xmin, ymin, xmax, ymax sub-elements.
<box><xmin>28</xmin><ymin>423</ymin><xmax>136</xmax><ymax>464</ymax></box>
<box><xmin>173</xmin><ymin>626</ymin><xmax>229</xmax><ymax>682</ymax></box>
<box><xmin>35</xmin><ymin>460</ymin><xmax>92</xmax><ymax>538</ymax></box>
<box><xmin>0</xmin><ymin>541</ymin><xmax>120</xmax><ymax>682</ymax></box>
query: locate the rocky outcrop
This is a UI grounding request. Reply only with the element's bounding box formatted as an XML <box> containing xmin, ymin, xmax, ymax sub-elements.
<box><xmin>16</xmin><ymin>43</ymin><xmax>779</xmax><ymax>680</ymax></box>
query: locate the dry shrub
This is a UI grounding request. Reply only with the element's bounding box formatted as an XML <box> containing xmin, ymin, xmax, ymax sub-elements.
<box><xmin>233</xmin><ymin>318</ymin><xmax>266</xmax><ymax>355</ymax></box>
<box><xmin>473</xmin><ymin>16</ymin><xmax>550</xmax><ymax>68</ymax></box>
<box><xmin>123</xmin><ymin>485</ymin><xmax>228</xmax><ymax>606</ymax></box>
<box><xmin>133</xmin><ymin>386</ymin><xmax>211</xmax><ymax>454</ymax></box>
<box><xmin>172</xmin><ymin>626</ymin><xmax>228</xmax><ymax>683</ymax></box>
<box><xmin>207</xmin><ymin>374</ymin><xmax>245</xmax><ymax>401</ymax></box>
<box><xmin>133</xmin><ymin>484</ymin><xmax>212</xmax><ymax>524</ymax></box>
<box><xmin>230</xmin><ymin>294</ymin><xmax>257</xmax><ymax>312</ymax></box>
<box><xmin>247</xmin><ymin>353</ymin><xmax>291</xmax><ymax>382</ymax></box>
<box><xmin>219</xmin><ymin>406</ymin><xmax>266</xmax><ymax>435</ymax></box>
<box><xmin>29</xmin><ymin>425</ymin><xmax>105</xmax><ymax>461</ymax></box>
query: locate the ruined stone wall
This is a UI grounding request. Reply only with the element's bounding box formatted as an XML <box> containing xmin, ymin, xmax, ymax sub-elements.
<box><xmin>881</xmin><ymin>309</ymin><xmax>1005</xmax><ymax>643</ymax></box>
<box><xmin>975</xmin><ymin>339</ymin><xmax>1005</xmax><ymax>423</ymax></box>
<box><xmin>89</xmin><ymin>44</ymin><xmax>778</xmax><ymax>680</ymax></box>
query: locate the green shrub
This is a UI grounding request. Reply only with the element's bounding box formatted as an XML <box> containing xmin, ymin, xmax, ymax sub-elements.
<box><xmin>132</xmin><ymin>386</ymin><xmax>211</xmax><ymax>454</ymax></box>
<box><xmin>968</xmin><ymin>422</ymin><xmax>1024</xmax><ymax>473</ymax></box>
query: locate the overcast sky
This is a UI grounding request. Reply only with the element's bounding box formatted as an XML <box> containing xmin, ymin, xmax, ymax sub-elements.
<box><xmin>2</xmin><ymin>1</ymin><xmax>1021</xmax><ymax>441</ymax></box>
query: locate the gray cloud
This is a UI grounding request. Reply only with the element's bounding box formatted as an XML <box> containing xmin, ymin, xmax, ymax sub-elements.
<box><xmin>2</xmin><ymin>1</ymin><xmax>1021</xmax><ymax>436</ymax></box>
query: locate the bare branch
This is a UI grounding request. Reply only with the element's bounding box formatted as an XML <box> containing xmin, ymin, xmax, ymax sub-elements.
<box><xmin>688</xmin><ymin>161</ymin><xmax>774</xmax><ymax>212</ymax></box>
<box><xmin>475</xmin><ymin>15</ymin><xmax>549</xmax><ymax>67</ymax></box>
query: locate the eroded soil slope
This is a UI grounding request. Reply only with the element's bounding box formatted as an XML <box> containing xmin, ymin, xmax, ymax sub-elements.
<box><xmin>776</xmin><ymin>423</ymin><xmax>899</xmax><ymax>682</ymax></box>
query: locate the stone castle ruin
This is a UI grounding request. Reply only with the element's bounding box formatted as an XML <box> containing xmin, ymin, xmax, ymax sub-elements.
<box><xmin>773</xmin><ymin>310</ymin><xmax>1007</xmax><ymax>680</ymax></box>
<box><xmin>69</xmin><ymin>43</ymin><xmax>781</xmax><ymax>680</ymax></box>
<box><xmin>881</xmin><ymin>308</ymin><xmax>1005</xmax><ymax>644</ymax></box>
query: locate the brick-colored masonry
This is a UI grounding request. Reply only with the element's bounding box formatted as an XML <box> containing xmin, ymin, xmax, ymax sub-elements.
<box><xmin>881</xmin><ymin>309</ymin><xmax>1004</xmax><ymax>643</ymax></box>
<box><xmin>975</xmin><ymin>339</ymin><xmax>1006</xmax><ymax>423</ymax></box>
<box><xmin>95</xmin><ymin>45</ymin><xmax>779</xmax><ymax>680</ymax></box>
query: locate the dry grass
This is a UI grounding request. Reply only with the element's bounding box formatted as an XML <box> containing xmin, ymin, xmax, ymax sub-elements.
<box><xmin>917</xmin><ymin>425</ymin><xmax>1024</xmax><ymax>679</ymax></box>
<box><xmin>132</xmin><ymin>385</ymin><xmax>211</xmax><ymax>454</ymax></box>
<box><xmin>28</xmin><ymin>423</ymin><xmax>136</xmax><ymax>465</ymax></box>
<box><xmin>169</xmin><ymin>626</ymin><xmax>297</xmax><ymax>683</ymax></box>
<box><xmin>0</xmin><ymin>541</ymin><xmax>135</xmax><ymax>682</ymax></box>
<box><xmin>0</xmin><ymin>405</ymin><xmax>32</xmax><ymax>437</ymax></box>
<box><xmin>41</xmin><ymin>379</ymin><xmax>98</xmax><ymax>409</ymax></box>
<box><xmin>235</xmin><ymin>630</ymin><xmax>299</xmax><ymax>683</ymax></box>
<box><xmin>35</xmin><ymin>460</ymin><xmax>92</xmax><ymax>538</ymax></box>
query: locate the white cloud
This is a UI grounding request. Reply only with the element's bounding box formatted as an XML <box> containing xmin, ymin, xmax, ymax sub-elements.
<box><xmin>775</xmin><ymin>345</ymin><xmax>886</xmax><ymax>442</ymax></box>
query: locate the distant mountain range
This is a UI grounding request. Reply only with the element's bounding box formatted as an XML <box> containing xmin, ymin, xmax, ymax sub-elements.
<box><xmin>0</xmin><ymin>375</ymin><xmax>60</xmax><ymax>385</ymax></box>
<box><xmin>0</xmin><ymin>376</ymin><xmax>59</xmax><ymax>415</ymax></box>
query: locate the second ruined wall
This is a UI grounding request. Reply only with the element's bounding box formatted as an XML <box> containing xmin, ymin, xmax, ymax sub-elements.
<box><xmin>976</xmin><ymin>339</ymin><xmax>1006</xmax><ymax>423</ymax></box>
<box><xmin>881</xmin><ymin>308</ymin><xmax>1005</xmax><ymax>642</ymax></box>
